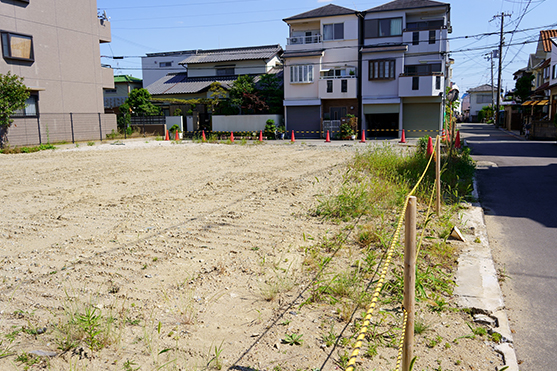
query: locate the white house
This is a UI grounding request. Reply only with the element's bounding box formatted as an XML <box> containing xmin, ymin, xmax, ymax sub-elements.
<box><xmin>361</xmin><ymin>0</ymin><xmax>451</xmax><ymax>137</ymax></box>
<box><xmin>282</xmin><ymin>4</ymin><xmax>359</xmax><ymax>138</ymax></box>
<box><xmin>141</xmin><ymin>50</ymin><xmax>194</xmax><ymax>88</ymax></box>
<box><xmin>281</xmin><ymin>0</ymin><xmax>452</xmax><ymax>139</ymax></box>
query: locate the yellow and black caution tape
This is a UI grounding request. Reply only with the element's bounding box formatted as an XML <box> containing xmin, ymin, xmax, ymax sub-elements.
<box><xmin>345</xmin><ymin>136</ymin><xmax>439</xmax><ymax>371</ymax></box>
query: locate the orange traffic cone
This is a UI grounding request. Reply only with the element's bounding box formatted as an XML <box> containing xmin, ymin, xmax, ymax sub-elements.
<box><xmin>426</xmin><ymin>136</ymin><xmax>434</xmax><ymax>156</ymax></box>
<box><xmin>259</xmin><ymin>130</ymin><xmax>263</xmax><ymax>141</ymax></box>
<box><xmin>165</xmin><ymin>130</ymin><xmax>169</xmax><ymax>141</ymax></box>
<box><xmin>360</xmin><ymin>130</ymin><xmax>366</xmax><ymax>143</ymax></box>
<box><xmin>325</xmin><ymin>130</ymin><xmax>331</xmax><ymax>143</ymax></box>
<box><xmin>455</xmin><ymin>130</ymin><xmax>461</xmax><ymax>149</ymax></box>
<box><xmin>399</xmin><ymin>129</ymin><xmax>406</xmax><ymax>143</ymax></box>
<box><xmin>175</xmin><ymin>130</ymin><xmax>179</xmax><ymax>141</ymax></box>
<box><xmin>230</xmin><ymin>131</ymin><xmax>234</xmax><ymax>142</ymax></box>
<box><xmin>202</xmin><ymin>130</ymin><xmax>206</xmax><ymax>142</ymax></box>
<box><xmin>291</xmin><ymin>130</ymin><xmax>295</xmax><ymax>142</ymax></box>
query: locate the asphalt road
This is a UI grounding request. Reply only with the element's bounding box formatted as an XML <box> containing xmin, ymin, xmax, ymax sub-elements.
<box><xmin>460</xmin><ymin>123</ymin><xmax>557</xmax><ymax>370</ymax></box>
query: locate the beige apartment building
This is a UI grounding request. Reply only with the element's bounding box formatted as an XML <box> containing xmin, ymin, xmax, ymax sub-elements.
<box><xmin>1</xmin><ymin>0</ymin><xmax>116</xmax><ymax>145</ymax></box>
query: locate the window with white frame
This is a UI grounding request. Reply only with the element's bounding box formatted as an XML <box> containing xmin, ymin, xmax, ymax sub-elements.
<box><xmin>476</xmin><ymin>94</ymin><xmax>491</xmax><ymax>104</ymax></box>
<box><xmin>323</xmin><ymin>23</ymin><xmax>344</xmax><ymax>41</ymax></box>
<box><xmin>369</xmin><ymin>59</ymin><xmax>395</xmax><ymax>80</ymax></box>
<box><xmin>553</xmin><ymin>64</ymin><xmax>557</xmax><ymax>79</ymax></box>
<box><xmin>159</xmin><ymin>61</ymin><xmax>172</xmax><ymax>67</ymax></box>
<box><xmin>1</xmin><ymin>32</ymin><xmax>34</xmax><ymax>61</ymax></box>
<box><xmin>290</xmin><ymin>65</ymin><xmax>314</xmax><ymax>83</ymax></box>
<box><xmin>216</xmin><ymin>66</ymin><xmax>235</xmax><ymax>76</ymax></box>
<box><xmin>364</xmin><ymin>18</ymin><xmax>403</xmax><ymax>38</ymax></box>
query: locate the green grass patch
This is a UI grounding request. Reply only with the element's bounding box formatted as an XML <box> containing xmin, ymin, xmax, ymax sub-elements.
<box><xmin>1</xmin><ymin>143</ymin><xmax>56</xmax><ymax>154</ymax></box>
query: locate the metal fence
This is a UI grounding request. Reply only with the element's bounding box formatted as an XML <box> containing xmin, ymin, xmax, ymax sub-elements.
<box><xmin>7</xmin><ymin>113</ymin><xmax>117</xmax><ymax>146</ymax></box>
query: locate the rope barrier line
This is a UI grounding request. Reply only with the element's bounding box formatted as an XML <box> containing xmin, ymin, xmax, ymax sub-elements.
<box><xmin>345</xmin><ymin>135</ymin><xmax>439</xmax><ymax>371</ymax></box>
<box><xmin>395</xmin><ymin>309</ymin><xmax>409</xmax><ymax>371</ymax></box>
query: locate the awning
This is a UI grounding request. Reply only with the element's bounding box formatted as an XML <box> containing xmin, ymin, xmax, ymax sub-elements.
<box><xmin>521</xmin><ymin>101</ymin><xmax>534</xmax><ymax>106</ymax></box>
<box><xmin>535</xmin><ymin>100</ymin><xmax>549</xmax><ymax>105</ymax></box>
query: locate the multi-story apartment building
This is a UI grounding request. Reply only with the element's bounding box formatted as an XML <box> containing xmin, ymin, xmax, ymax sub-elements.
<box><xmin>282</xmin><ymin>0</ymin><xmax>452</xmax><ymax>138</ymax></box>
<box><xmin>1</xmin><ymin>0</ymin><xmax>116</xmax><ymax>145</ymax></box>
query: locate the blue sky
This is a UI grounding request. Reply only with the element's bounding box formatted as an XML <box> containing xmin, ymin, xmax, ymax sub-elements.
<box><xmin>98</xmin><ymin>0</ymin><xmax>554</xmax><ymax>95</ymax></box>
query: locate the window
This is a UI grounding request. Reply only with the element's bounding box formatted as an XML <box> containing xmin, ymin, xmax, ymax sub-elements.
<box><xmin>290</xmin><ymin>65</ymin><xmax>314</xmax><ymax>83</ymax></box>
<box><xmin>105</xmin><ymin>89</ymin><xmax>117</xmax><ymax>94</ymax></box>
<box><xmin>13</xmin><ymin>95</ymin><xmax>38</xmax><ymax>117</ymax></box>
<box><xmin>216</xmin><ymin>67</ymin><xmax>235</xmax><ymax>76</ymax></box>
<box><xmin>341</xmin><ymin>79</ymin><xmax>348</xmax><ymax>93</ymax></box>
<box><xmin>406</xmin><ymin>20</ymin><xmax>444</xmax><ymax>31</ymax></box>
<box><xmin>429</xmin><ymin>30</ymin><xmax>436</xmax><ymax>44</ymax></box>
<box><xmin>412</xmin><ymin>76</ymin><xmax>419</xmax><ymax>90</ymax></box>
<box><xmin>159</xmin><ymin>62</ymin><xmax>172</xmax><ymax>67</ymax></box>
<box><xmin>477</xmin><ymin>94</ymin><xmax>491</xmax><ymax>104</ymax></box>
<box><xmin>404</xmin><ymin>63</ymin><xmax>442</xmax><ymax>76</ymax></box>
<box><xmin>327</xmin><ymin>80</ymin><xmax>333</xmax><ymax>93</ymax></box>
<box><xmin>412</xmin><ymin>32</ymin><xmax>419</xmax><ymax>45</ymax></box>
<box><xmin>435</xmin><ymin>76</ymin><xmax>441</xmax><ymax>90</ymax></box>
<box><xmin>1</xmin><ymin>32</ymin><xmax>34</xmax><ymax>61</ymax></box>
<box><xmin>364</xmin><ymin>18</ymin><xmax>403</xmax><ymax>38</ymax></box>
<box><xmin>323</xmin><ymin>23</ymin><xmax>344</xmax><ymax>40</ymax></box>
<box><xmin>369</xmin><ymin>59</ymin><xmax>395</xmax><ymax>80</ymax></box>
<box><xmin>553</xmin><ymin>65</ymin><xmax>557</xmax><ymax>79</ymax></box>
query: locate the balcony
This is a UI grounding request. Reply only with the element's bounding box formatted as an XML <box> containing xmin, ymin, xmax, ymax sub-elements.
<box><xmin>402</xmin><ymin>29</ymin><xmax>448</xmax><ymax>54</ymax></box>
<box><xmin>101</xmin><ymin>66</ymin><xmax>114</xmax><ymax>89</ymax></box>
<box><xmin>98</xmin><ymin>18</ymin><xmax>111</xmax><ymax>43</ymax></box>
<box><xmin>398</xmin><ymin>74</ymin><xmax>444</xmax><ymax>97</ymax></box>
<box><xmin>286</xmin><ymin>34</ymin><xmax>322</xmax><ymax>51</ymax></box>
<box><xmin>319</xmin><ymin>76</ymin><xmax>357</xmax><ymax>99</ymax></box>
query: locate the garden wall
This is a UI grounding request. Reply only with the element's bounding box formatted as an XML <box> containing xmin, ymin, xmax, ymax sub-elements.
<box><xmin>212</xmin><ymin>115</ymin><xmax>283</xmax><ymax>133</ymax></box>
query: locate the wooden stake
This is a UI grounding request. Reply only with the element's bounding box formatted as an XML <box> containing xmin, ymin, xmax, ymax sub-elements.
<box><xmin>436</xmin><ymin>137</ymin><xmax>441</xmax><ymax>215</ymax></box>
<box><xmin>403</xmin><ymin>196</ymin><xmax>417</xmax><ymax>371</ymax></box>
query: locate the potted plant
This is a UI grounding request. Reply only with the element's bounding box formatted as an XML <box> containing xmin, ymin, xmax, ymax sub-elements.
<box><xmin>346</xmin><ymin>114</ymin><xmax>358</xmax><ymax>140</ymax></box>
<box><xmin>339</xmin><ymin>122</ymin><xmax>354</xmax><ymax>140</ymax></box>
<box><xmin>264</xmin><ymin>119</ymin><xmax>276</xmax><ymax>140</ymax></box>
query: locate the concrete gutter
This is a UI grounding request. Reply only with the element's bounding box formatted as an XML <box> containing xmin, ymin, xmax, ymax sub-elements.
<box><xmin>454</xmin><ymin>176</ymin><xmax>519</xmax><ymax>371</ymax></box>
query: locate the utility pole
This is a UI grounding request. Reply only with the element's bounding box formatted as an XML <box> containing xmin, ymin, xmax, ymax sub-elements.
<box><xmin>491</xmin><ymin>12</ymin><xmax>511</xmax><ymax>127</ymax></box>
<box><xmin>484</xmin><ymin>51</ymin><xmax>496</xmax><ymax>122</ymax></box>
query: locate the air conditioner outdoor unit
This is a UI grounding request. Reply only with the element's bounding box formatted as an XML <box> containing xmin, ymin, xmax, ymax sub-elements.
<box><xmin>291</xmin><ymin>37</ymin><xmax>298</xmax><ymax>43</ymax></box>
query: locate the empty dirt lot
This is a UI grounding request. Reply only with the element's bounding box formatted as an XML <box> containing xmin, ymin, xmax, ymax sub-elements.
<box><xmin>0</xmin><ymin>140</ymin><xmax>503</xmax><ymax>370</ymax></box>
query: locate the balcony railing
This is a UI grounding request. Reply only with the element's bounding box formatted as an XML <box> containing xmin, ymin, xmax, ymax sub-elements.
<box><xmin>320</xmin><ymin>75</ymin><xmax>357</xmax><ymax>80</ymax></box>
<box><xmin>287</xmin><ymin>35</ymin><xmax>322</xmax><ymax>45</ymax></box>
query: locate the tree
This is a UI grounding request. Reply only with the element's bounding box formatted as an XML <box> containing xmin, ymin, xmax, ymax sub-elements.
<box><xmin>208</xmin><ymin>82</ymin><xmax>228</xmax><ymax>113</ymax></box>
<box><xmin>120</xmin><ymin>88</ymin><xmax>161</xmax><ymax>116</ymax></box>
<box><xmin>0</xmin><ymin>72</ymin><xmax>29</xmax><ymax>148</ymax></box>
<box><xmin>258</xmin><ymin>74</ymin><xmax>283</xmax><ymax>114</ymax></box>
<box><xmin>118</xmin><ymin>88</ymin><xmax>160</xmax><ymax>133</ymax></box>
<box><xmin>515</xmin><ymin>74</ymin><xmax>534</xmax><ymax>102</ymax></box>
<box><xmin>229</xmin><ymin>75</ymin><xmax>265</xmax><ymax>114</ymax></box>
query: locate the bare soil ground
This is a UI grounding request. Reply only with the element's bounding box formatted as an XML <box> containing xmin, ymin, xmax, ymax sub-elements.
<box><xmin>0</xmin><ymin>140</ymin><xmax>504</xmax><ymax>370</ymax></box>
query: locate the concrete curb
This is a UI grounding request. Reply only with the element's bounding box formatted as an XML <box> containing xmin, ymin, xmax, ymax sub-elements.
<box><xmin>454</xmin><ymin>169</ymin><xmax>519</xmax><ymax>370</ymax></box>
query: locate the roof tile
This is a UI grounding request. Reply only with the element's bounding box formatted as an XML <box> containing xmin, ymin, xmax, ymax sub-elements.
<box><xmin>283</xmin><ymin>4</ymin><xmax>355</xmax><ymax>22</ymax></box>
<box><xmin>179</xmin><ymin>45</ymin><xmax>282</xmax><ymax>65</ymax></box>
<box><xmin>366</xmin><ymin>0</ymin><xmax>449</xmax><ymax>13</ymax></box>
<box><xmin>540</xmin><ymin>30</ymin><xmax>557</xmax><ymax>53</ymax></box>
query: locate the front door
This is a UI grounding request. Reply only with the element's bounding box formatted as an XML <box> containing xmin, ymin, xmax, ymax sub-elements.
<box><xmin>330</xmin><ymin>107</ymin><xmax>346</xmax><ymax>120</ymax></box>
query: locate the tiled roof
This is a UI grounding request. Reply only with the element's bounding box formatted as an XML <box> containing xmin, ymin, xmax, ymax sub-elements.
<box><xmin>145</xmin><ymin>50</ymin><xmax>197</xmax><ymax>57</ymax></box>
<box><xmin>146</xmin><ymin>69</ymin><xmax>283</xmax><ymax>96</ymax></box>
<box><xmin>146</xmin><ymin>73</ymin><xmax>236</xmax><ymax>95</ymax></box>
<box><xmin>468</xmin><ymin>84</ymin><xmax>494</xmax><ymax>93</ymax></box>
<box><xmin>179</xmin><ymin>45</ymin><xmax>282</xmax><ymax>65</ymax></box>
<box><xmin>283</xmin><ymin>4</ymin><xmax>355</xmax><ymax>22</ymax></box>
<box><xmin>114</xmin><ymin>75</ymin><xmax>142</xmax><ymax>83</ymax></box>
<box><xmin>540</xmin><ymin>30</ymin><xmax>557</xmax><ymax>53</ymax></box>
<box><xmin>366</xmin><ymin>0</ymin><xmax>449</xmax><ymax>13</ymax></box>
